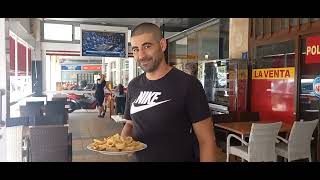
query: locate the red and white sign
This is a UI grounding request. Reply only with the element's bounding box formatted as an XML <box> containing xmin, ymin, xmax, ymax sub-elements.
<box><xmin>306</xmin><ymin>36</ymin><xmax>320</xmax><ymax>64</ymax></box>
<box><xmin>82</xmin><ymin>65</ymin><xmax>102</xmax><ymax>71</ymax></box>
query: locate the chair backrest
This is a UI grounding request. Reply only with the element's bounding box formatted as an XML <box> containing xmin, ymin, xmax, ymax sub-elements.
<box><xmin>45</xmin><ymin>101</ymin><xmax>66</xmax><ymax>115</ymax></box>
<box><xmin>44</xmin><ymin>101</ymin><xmax>66</xmax><ymax>125</ymax></box>
<box><xmin>239</xmin><ymin>112</ymin><xmax>259</xmax><ymax>122</ymax></box>
<box><xmin>28</xmin><ymin>116</ymin><xmax>45</xmax><ymax>126</ymax></box>
<box><xmin>5</xmin><ymin>125</ymin><xmax>28</xmax><ymax>162</ymax></box>
<box><xmin>43</xmin><ymin>114</ymin><xmax>66</xmax><ymax>125</ymax></box>
<box><xmin>51</xmin><ymin>97</ymin><xmax>67</xmax><ymax>102</ymax></box>
<box><xmin>287</xmin><ymin>119</ymin><xmax>319</xmax><ymax>159</ymax></box>
<box><xmin>6</xmin><ymin>117</ymin><xmax>29</xmax><ymax>127</ymax></box>
<box><xmin>248</xmin><ymin>122</ymin><xmax>282</xmax><ymax>162</ymax></box>
<box><xmin>19</xmin><ymin>105</ymin><xmax>29</xmax><ymax>117</ymax></box>
<box><xmin>29</xmin><ymin>125</ymin><xmax>69</xmax><ymax>162</ymax></box>
<box><xmin>24</xmin><ymin>102</ymin><xmax>44</xmax><ymax>117</ymax></box>
<box><xmin>26</xmin><ymin>101</ymin><xmax>44</xmax><ymax>108</ymax></box>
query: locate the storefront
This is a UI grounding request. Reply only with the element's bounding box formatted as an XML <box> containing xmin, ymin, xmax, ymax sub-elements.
<box><xmin>249</xmin><ymin>18</ymin><xmax>320</xmax><ymax>123</ymax></box>
<box><xmin>167</xmin><ymin>18</ymin><xmax>248</xmax><ymax>114</ymax></box>
<box><xmin>59</xmin><ymin>59</ymin><xmax>102</xmax><ymax>90</ymax></box>
<box><xmin>9</xmin><ymin>31</ymin><xmax>33</xmax><ymax>103</ymax></box>
<box><xmin>249</xmin><ymin>18</ymin><xmax>320</xmax><ymax>160</ymax></box>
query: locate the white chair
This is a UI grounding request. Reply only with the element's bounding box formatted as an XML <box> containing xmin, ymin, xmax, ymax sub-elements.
<box><xmin>5</xmin><ymin>125</ymin><xmax>29</xmax><ymax>162</ymax></box>
<box><xmin>276</xmin><ymin>119</ymin><xmax>319</xmax><ymax>162</ymax></box>
<box><xmin>226</xmin><ymin>122</ymin><xmax>282</xmax><ymax>162</ymax></box>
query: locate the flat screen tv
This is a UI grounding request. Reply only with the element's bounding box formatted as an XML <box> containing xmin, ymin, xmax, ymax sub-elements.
<box><xmin>81</xmin><ymin>30</ymin><xmax>126</xmax><ymax>57</ymax></box>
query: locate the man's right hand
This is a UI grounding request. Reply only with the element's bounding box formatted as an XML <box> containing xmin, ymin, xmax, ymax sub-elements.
<box><xmin>121</xmin><ymin>121</ymin><xmax>133</xmax><ymax>137</ymax></box>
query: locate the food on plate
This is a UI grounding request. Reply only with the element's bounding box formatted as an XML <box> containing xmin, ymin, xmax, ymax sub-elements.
<box><xmin>89</xmin><ymin>133</ymin><xmax>145</xmax><ymax>152</ymax></box>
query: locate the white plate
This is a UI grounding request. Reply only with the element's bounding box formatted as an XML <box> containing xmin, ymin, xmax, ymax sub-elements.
<box><xmin>87</xmin><ymin>143</ymin><xmax>147</xmax><ymax>155</ymax></box>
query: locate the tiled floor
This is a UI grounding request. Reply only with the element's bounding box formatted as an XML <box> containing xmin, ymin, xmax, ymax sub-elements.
<box><xmin>69</xmin><ymin>110</ymin><xmax>226</xmax><ymax>162</ymax></box>
<box><xmin>69</xmin><ymin>110</ymin><xmax>129</xmax><ymax>162</ymax></box>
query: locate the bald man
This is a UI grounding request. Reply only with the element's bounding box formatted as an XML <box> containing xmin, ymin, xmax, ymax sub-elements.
<box><xmin>121</xmin><ymin>23</ymin><xmax>217</xmax><ymax>162</ymax></box>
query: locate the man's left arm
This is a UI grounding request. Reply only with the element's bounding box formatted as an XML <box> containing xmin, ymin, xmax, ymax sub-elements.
<box><xmin>192</xmin><ymin>116</ymin><xmax>217</xmax><ymax>162</ymax></box>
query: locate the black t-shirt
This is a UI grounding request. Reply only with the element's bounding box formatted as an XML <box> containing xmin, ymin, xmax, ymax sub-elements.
<box><xmin>95</xmin><ymin>80</ymin><xmax>106</xmax><ymax>97</ymax></box>
<box><xmin>124</xmin><ymin>67</ymin><xmax>211</xmax><ymax>162</ymax></box>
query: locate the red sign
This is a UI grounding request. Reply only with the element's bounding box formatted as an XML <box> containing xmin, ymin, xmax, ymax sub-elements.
<box><xmin>82</xmin><ymin>65</ymin><xmax>102</xmax><ymax>71</ymax></box>
<box><xmin>306</xmin><ymin>36</ymin><xmax>320</xmax><ymax>64</ymax></box>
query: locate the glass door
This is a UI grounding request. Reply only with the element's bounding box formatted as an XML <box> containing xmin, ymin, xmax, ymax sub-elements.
<box><xmin>298</xmin><ymin>34</ymin><xmax>320</xmax><ymax>161</ymax></box>
<box><xmin>298</xmin><ymin>37</ymin><xmax>320</xmax><ymax>120</ymax></box>
<box><xmin>199</xmin><ymin>59</ymin><xmax>245</xmax><ymax>114</ymax></box>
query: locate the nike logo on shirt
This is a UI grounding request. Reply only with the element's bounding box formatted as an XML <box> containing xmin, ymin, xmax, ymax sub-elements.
<box><xmin>130</xmin><ymin>99</ymin><xmax>171</xmax><ymax>114</ymax></box>
<box><xmin>130</xmin><ymin>91</ymin><xmax>171</xmax><ymax>114</ymax></box>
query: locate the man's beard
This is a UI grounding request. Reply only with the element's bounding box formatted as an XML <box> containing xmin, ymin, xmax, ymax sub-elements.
<box><xmin>138</xmin><ymin>55</ymin><xmax>162</xmax><ymax>73</ymax></box>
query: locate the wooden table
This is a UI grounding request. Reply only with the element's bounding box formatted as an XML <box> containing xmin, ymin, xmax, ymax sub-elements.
<box><xmin>215</xmin><ymin>121</ymin><xmax>291</xmax><ymax>136</ymax></box>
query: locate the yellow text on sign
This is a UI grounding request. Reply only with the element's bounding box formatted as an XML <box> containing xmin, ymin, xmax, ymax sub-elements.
<box><xmin>252</xmin><ymin>67</ymin><xmax>295</xmax><ymax>80</ymax></box>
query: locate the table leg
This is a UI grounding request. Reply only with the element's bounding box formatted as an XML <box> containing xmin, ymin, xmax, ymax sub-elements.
<box><xmin>241</xmin><ymin>134</ymin><xmax>244</xmax><ymax>162</ymax></box>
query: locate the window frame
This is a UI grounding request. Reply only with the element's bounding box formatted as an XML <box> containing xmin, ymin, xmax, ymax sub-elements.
<box><xmin>41</xmin><ymin>20</ymin><xmax>80</xmax><ymax>44</ymax></box>
<box><xmin>74</xmin><ymin>26</ymin><xmax>81</xmax><ymax>41</ymax></box>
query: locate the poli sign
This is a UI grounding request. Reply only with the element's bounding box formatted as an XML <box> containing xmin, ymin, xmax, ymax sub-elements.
<box><xmin>313</xmin><ymin>76</ymin><xmax>320</xmax><ymax>98</ymax></box>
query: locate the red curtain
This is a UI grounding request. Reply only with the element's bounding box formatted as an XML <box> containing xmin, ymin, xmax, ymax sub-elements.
<box><xmin>17</xmin><ymin>42</ymin><xmax>26</xmax><ymax>76</ymax></box>
<box><xmin>9</xmin><ymin>36</ymin><xmax>15</xmax><ymax>76</ymax></box>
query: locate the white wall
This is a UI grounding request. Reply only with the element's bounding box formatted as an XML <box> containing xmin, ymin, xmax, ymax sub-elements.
<box><xmin>229</xmin><ymin>18</ymin><xmax>249</xmax><ymax>59</ymax></box>
<box><xmin>41</xmin><ymin>42</ymin><xmax>80</xmax><ymax>51</ymax></box>
<box><xmin>164</xmin><ymin>31</ymin><xmax>179</xmax><ymax>39</ymax></box>
<box><xmin>14</xmin><ymin>18</ymin><xmax>31</xmax><ymax>33</ymax></box>
<box><xmin>0</xmin><ymin>19</ymin><xmax>7</xmax><ymax>122</ymax></box>
<box><xmin>0</xmin><ymin>18</ymin><xmax>7</xmax><ymax>161</ymax></box>
<box><xmin>8</xmin><ymin>19</ymin><xmax>35</xmax><ymax>48</ymax></box>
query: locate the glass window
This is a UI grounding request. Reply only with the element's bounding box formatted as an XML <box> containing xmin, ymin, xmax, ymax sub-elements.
<box><xmin>111</xmin><ymin>61</ymin><xmax>116</xmax><ymax>69</ymax></box>
<box><xmin>44</xmin><ymin>23</ymin><xmax>73</xmax><ymax>41</ymax></box>
<box><xmin>121</xmin><ymin>59</ymin><xmax>129</xmax><ymax>69</ymax></box>
<box><xmin>281</xmin><ymin>18</ymin><xmax>289</xmax><ymax>29</ymax></box>
<box><xmin>112</xmin><ymin>71</ymin><xmax>117</xmax><ymax>87</ymax></box>
<box><xmin>199</xmin><ymin>59</ymin><xmax>246</xmax><ymax>110</ymax></box>
<box><xmin>254</xmin><ymin>40</ymin><xmax>295</xmax><ymax>69</ymax></box>
<box><xmin>255</xmin><ymin>18</ymin><xmax>263</xmax><ymax>36</ymax></box>
<box><xmin>264</xmin><ymin>18</ymin><xmax>271</xmax><ymax>34</ymax></box>
<box><xmin>272</xmin><ymin>18</ymin><xmax>281</xmax><ymax>33</ymax></box>
<box><xmin>120</xmin><ymin>59</ymin><xmax>129</xmax><ymax>87</ymax></box>
<box><xmin>168</xmin><ymin>36</ymin><xmax>188</xmax><ymax>68</ymax></box>
<box><xmin>197</xmin><ymin>23</ymin><xmax>220</xmax><ymax>60</ymax></box>
<box><xmin>300</xmin><ymin>18</ymin><xmax>309</xmax><ymax>24</ymax></box>
<box><xmin>290</xmin><ymin>18</ymin><xmax>298</xmax><ymax>27</ymax></box>
<box><xmin>61</xmin><ymin>71</ymin><xmax>78</xmax><ymax>83</ymax></box>
<box><xmin>136</xmin><ymin>66</ymin><xmax>144</xmax><ymax>76</ymax></box>
<box><xmin>74</xmin><ymin>26</ymin><xmax>80</xmax><ymax>40</ymax></box>
<box><xmin>187</xmin><ymin>32</ymin><xmax>198</xmax><ymax>61</ymax></box>
<box><xmin>110</xmin><ymin>61</ymin><xmax>117</xmax><ymax>87</ymax></box>
<box><xmin>299</xmin><ymin>38</ymin><xmax>320</xmax><ymax>120</ymax></box>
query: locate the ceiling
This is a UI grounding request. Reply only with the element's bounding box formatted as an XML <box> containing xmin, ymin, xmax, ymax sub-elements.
<box><xmin>43</xmin><ymin>18</ymin><xmax>213</xmax><ymax>32</ymax></box>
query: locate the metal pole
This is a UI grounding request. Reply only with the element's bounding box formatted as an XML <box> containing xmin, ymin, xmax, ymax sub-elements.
<box><xmin>0</xmin><ymin>89</ymin><xmax>5</xmax><ymax>126</ymax></box>
<box><xmin>0</xmin><ymin>90</ymin><xmax>2</xmax><ymax>122</ymax></box>
<box><xmin>317</xmin><ymin>100</ymin><xmax>320</xmax><ymax>161</ymax></box>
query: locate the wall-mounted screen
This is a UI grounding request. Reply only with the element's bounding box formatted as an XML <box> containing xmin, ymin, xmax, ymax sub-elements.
<box><xmin>81</xmin><ymin>30</ymin><xmax>126</xmax><ymax>57</ymax></box>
